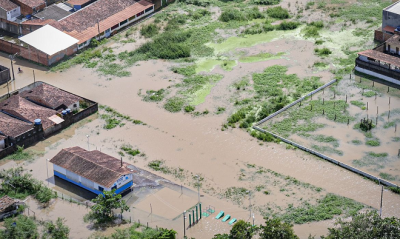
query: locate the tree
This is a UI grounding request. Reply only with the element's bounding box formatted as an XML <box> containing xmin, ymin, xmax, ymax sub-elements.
<box><xmin>324</xmin><ymin>210</ymin><xmax>400</xmax><ymax>239</ymax></box>
<box><xmin>87</xmin><ymin>189</ymin><xmax>129</xmax><ymax>224</ymax></box>
<box><xmin>0</xmin><ymin>215</ymin><xmax>39</xmax><ymax>239</ymax></box>
<box><xmin>212</xmin><ymin>234</ymin><xmax>229</xmax><ymax>239</ymax></box>
<box><xmin>230</xmin><ymin>220</ymin><xmax>257</xmax><ymax>239</ymax></box>
<box><xmin>259</xmin><ymin>218</ymin><xmax>299</xmax><ymax>239</ymax></box>
<box><xmin>42</xmin><ymin>218</ymin><xmax>70</xmax><ymax>239</ymax></box>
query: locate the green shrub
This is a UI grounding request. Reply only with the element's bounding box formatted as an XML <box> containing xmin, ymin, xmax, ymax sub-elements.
<box><xmin>252</xmin><ymin>0</ymin><xmax>280</xmax><ymax>4</ymax></box>
<box><xmin>140</xmin><ymin>24</ymin><xmax>159</xmax><ymax>38</ymax></box>
<box><xmin>172</xmin><ymin>65</ymin><xmax>196</xmax><ymax>76</ymax></box>
<box><xmin>267</xmin><ymin>6</ymin><xmax>289</xmax><ymax>19</ymax></box>
<box><xmin>219</xmin><ymin>9</ymin><xmax>246</xmax><ymax>22</ymax></box>
<box><xmin>244</xmin><ymin>24</ymin><xmax>264</xmax><ymax>34</ymax></box>
<box><xmin>184</xmin><ymin>105</ymin><xmax>195</xmax><ymax>112</ymax></box>
<box><xmin>365</xmin><ymin>139</ymin><xmax>380</xmax><ymax>147</ymax></box>
<box><xmin>263</xmin><ymin>23</ymin><xmax>275</xmax><ymax>32</ymax></box>
<box><xmin>184</xmin><ymin>0</ymin><xmax>213</xmax><ymax>7</ymax></box>
<box><xmin>276</xmin><ymin>21</ymin><xmax>300</xmax><ymax>30</ymax></box>
<box><xmin>164</xmin><ymin>97</ymin><xmax>185</xmax><ymax>112</ymax></box>
<box><xmin>143</xmin><ymin>89</ymin><xmax>165</xmax><ymax>102</ymax></box>
<box><xmin>314</xmin><ymin>47</ymin><xmax>332</xmax><ymax>56</ymax></box>
<box><xmin>190</xmin><ymin>9</ymin><xmax>210</xmax><ymax>20</ymax></box>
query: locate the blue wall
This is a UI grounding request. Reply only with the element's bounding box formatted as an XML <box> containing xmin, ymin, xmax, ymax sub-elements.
<box><xmin>54</xmin><ymin>171</ymin><xmax>133</xmax><ymax>195</ymax></box>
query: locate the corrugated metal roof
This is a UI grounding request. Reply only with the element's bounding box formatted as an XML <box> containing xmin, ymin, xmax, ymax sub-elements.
<box><xmin>19</xmin><ymin>25</ymin><xmax>78</xmax><ymax>56</ymax></box>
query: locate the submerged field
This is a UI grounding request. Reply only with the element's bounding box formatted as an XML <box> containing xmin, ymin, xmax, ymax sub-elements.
<box><xmin>1</xmin><ymin>0</ymin><xmax>400</xmax><ymax>238</ymax></box>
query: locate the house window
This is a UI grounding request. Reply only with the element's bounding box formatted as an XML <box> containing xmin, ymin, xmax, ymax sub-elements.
<box><xmin>98</xmin><ymin>186</ymin><xmax>104</xmax><ymax>192</ymax></box>
<box><xmin>129</xmin><ymin>15</ymin><xmax>136</xmax><ymax>21</ymax></box>
<box><xmin>73</xmin><ymin>104</ymin><xmax>77</xmax><ymax>108</ymax></box>
<box><xmin>111</xmin><ymin>24</ymin><xmax>119</xmax><ymax>31</ymax></box>
<box><xmin>111</xmin><ymin>185</ymin><xmax>117</xmax><ymax>190</ymax></box>
<box><xmin>120</xmin><ymin>19</ymin><xmax>128</xmax><ymax>26</ymax></box>
<box><xmin>145</xmin><ymin>6</ymin><xmax>153</xmax><ymax>13</ymax></box>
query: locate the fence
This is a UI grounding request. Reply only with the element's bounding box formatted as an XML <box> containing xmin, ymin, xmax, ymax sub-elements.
<box><xmin>253</xmin><ymin>77</ymin><xmax>400</xmax><ymax>189</ymax></box>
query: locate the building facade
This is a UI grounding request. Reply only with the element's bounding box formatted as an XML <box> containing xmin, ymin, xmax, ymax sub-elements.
<box><xmin>0</xmin><ymin>0</ymin><xmax>20</xmax><ymax>21</ymax></box>
<box><xmin>50</xmin><ymin>147</ymin><xmax>136</xmax><ymax>195</ymax></box>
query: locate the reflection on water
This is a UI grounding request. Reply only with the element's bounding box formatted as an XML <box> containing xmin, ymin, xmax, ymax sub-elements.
<box><xmin>53</xmin><ymin>176</ymin><xmax>97</xmax><ymax>201</ymax></box>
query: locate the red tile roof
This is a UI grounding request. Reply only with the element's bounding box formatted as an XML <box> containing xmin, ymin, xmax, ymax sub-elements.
<box><xmin>20</xmin><ymin>83</ymin><xmax>82</xmax><ymax>110</ymax></box>
<box><xmin>0</xmin><ymin>112</ymin><xmax>33</xmax><ymax>138</ymax></box>
<box><xmin>50</xmin><ymin>147</ymin><xmax>136</xmax><ymax>188</ymax></box>
<box><xmin>0</xmin><ymin>95</ymin><xmax>56</xmax><ymax>130</ymax></box>
<box><xmin>67</xmin><ymin>0</ymin><xmax>91</xmax><ymax>6</ymax></box>
<box><xmin>13</xmin><ymin>0</ymin><xmax>45</xmax><ymax>8</ymax></box>
<box><xmin>52</xmin><ymin>0</ymin><xmax>153</xmax><ymax>44</ymax></box>
<box><xmin>383</xmin><ymin>26</ymin><xmax>395</xmax><ymax>33</ymax></box>
<box><xmin>358</xmin><ymin>49</ymin><xmax>400</xmax><ymax>68</ymax></box>
<box><xmin>0</xmin><ymin>0</ymin><xmax>18</xmax><ymax>11</ymax></box>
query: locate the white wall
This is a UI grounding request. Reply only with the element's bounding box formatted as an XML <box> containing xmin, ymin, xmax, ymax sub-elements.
<box><xmin>54</xmin><ymin>164</ymin><xmax>67</xmax><ymax>175</ymax></box>
<box><xmin>355</xmin><ymin>66</ymin><xmax>400</xmax><ymax>85</ymax></box>
<box><xmin>7</xmin><ymin>7</ymin><xmax>21</xmax><ymax>21</ymax></box>
<box><xmin>68</xmin><ymin>101</ymin><xmax>80</xmax><ymax>111</ymax></box>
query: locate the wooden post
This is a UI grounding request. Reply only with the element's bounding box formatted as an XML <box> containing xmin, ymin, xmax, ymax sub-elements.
<box><xmin>347</xmin><ymin>118</ymin><xmax>349</xmax><ymax>125</ymax></box>
<box><xmin>376</xmin><ymin>117</ymin><xmax>378</xmax><ymax>126</ymax></box>
<box><xmin>372</xmin><ymin>81</ymin><xmax>374</xmax><ymax>87</ymax></box>
<box><xmin>334</xmin><ymin>114</ymin><xmax>337</xmax><ymax>121</ymax></box>
<box><xmin>310</xmin><ymin>104</ymin><xmax>312</xmax><ymax>111</ymax></box>
<box><xmin>350</xmin><ymin>73</ymin><xmax>351</xmax><ymax>79</ymax></box>
<box><xmin>334</xmin><ymin>102</ymin><xmax>336</xmax><ymax>109</ymax></box>
<box><xmin>323</xmin><ymin>109</ymin><xmax>324</xmax><ymax>115</ymax></box>
<box><xmin>388</xmin><ymin>110</ymin><xmax>390</xmax><ymax>119</ymax></box>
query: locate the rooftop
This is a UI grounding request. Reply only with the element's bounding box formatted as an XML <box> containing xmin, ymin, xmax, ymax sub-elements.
<box><xmin>20</xmin><ymin>83</ymin><xmax>82</xmax><ymax>110</ymax></box>
<box><xmin>385</xmin><ymin>1</ymin><xmax>400</xmax><ymax>15</ymax></box>
<box><xmin>14</xmin><ymin>0</ymin><xmax>45</xmax><ymax>8</ymax></box>
<box><xmin>0</xmin><ymin>196</ymin><xmax>16</xmax><ymax>213</ymax></box>
<box><xmin>52</xmin><ymin>0</ymin><xmax>153</xmax><ymax>44</ymax></box>
<box><xmin>34</xmin><ymin>4</ymin><xmax>72</xmax><ymax>21</ymax></box>
<box><xmin>50</xmin><ymin>147</ymin><xmax>136</xmax><ymax>188</ymax></box>
<box><xmin>19</xmin><ymin>25</ymin><xmax>79</xmax><ymax>56</ymax></box>
<box><xmin>385</xmin><ymin>34</ymin><xmax>400</xmax><ymax>46</ymax></box>
<box><xmin>67</xmin><ymin>0</ymin><xmax>93</xmax><ymax>6</ymax></box>
<box><xmin>0</xmin><ymin>0</ymin><xmax>18</xmax><ymax>11</ymax></box>
<box><xmin>358</xmin><ymin>49</ymin><xmax>400</xmax><ymax>68</ymax></box>
<box><xmin>0</xmin><ymin>95</ymin><xmax>57</xmax><ymax>130</ymax></box>
<box><xmin>0</xmin><ymin>112</ymin><xmax>32</xmax><ymax>138</ymax></box>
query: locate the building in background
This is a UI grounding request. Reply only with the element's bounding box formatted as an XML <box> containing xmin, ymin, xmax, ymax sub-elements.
<box><xmin>375</xmin><ymin>1</ymin><xmax>400</xmax><ymax>42</ymax></box>
<box><xmin>0</xmin><ymin>0</ymin><xmax>20</xmax><ymax>21</ymax></box>
<box><xmin>50</xmin><ymin>147</ymin><xmax>137</xmax><ymax>195</ymax></box>
<box><xmin>10</xmin><ymin>0</ymin><xmax>45</xmax><ymax>16</ymax></box>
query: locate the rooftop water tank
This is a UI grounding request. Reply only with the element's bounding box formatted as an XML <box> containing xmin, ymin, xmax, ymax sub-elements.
<box><xmin>66</xmin><ymin>108</ymin><xmax>71</xmax><ymax>114</ymax></box>
<box><xmin>34</xmin><ymin>119</ymin><xmax>41</xmax><ymax>125</ymax></box>
<box><xmin>62</xmin><ymin>110</ymin><xmax>67</xmax><ymax>115</ymax></box>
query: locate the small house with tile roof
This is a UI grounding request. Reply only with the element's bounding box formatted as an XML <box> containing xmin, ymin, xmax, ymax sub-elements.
<box><xmin>10</xmin><ymin>0</ymin><xmax>45</xmax><ymax>16</ymax></box>
<box><xmin>0</xmin><ymin>0</ymin><xmax>20</xmax><ymax>21</ymax></box>
<box><xmin>0</xmin><ymin>195</ymin><xmax>22</xmax><ymax>220</ymax></box>
<box><xmin>50</xmin><ymin>147</ymin><xmax>137</xmax><ymax>195</ymax></box>
<box><xmin>0</xmin><ymin>95</ymin><xmax>61</xmax><ymax>131</ymax></box>
<box><xmin>20</xmin><ymin>83</ymin><xmax>82</xmax><ymax>111</ymax></box>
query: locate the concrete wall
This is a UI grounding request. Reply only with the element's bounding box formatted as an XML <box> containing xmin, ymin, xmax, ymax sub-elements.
<box><xmin>0</xmin><ymin>65</ymin><xmax>10</xmax><ymax>85</ymax></box>
<box><xmin>383</xmin><ymin>9</ymin><xmax>400</xmax><ymax>30</ymax></box>
<box><xmin>355</xmin><ymin>58</ymin><xmax>400</xmax><ymax>85</ymax></box>
<box><xmin>0</xmin><ymin>18</ymin><xmax>20</xmax><ymax>35</ymax></box>
<box><xmin>7</xmin><ymin>7</ymin><xmax>20</xmax><ymax>21</ymax></box>
<box><xmin>375</xmin><ymin>29</ymin><xmax>394</xmax><ymax>43</ymax></box>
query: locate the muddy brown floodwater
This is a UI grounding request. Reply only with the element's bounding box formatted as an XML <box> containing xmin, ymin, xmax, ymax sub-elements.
<box><xmin>0</xmin><ymin>10</ymin><xmax>400</xmax><ymax>238</ymax></box>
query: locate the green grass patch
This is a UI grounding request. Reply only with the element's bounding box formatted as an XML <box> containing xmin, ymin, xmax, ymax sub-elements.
<box><xmin>303</xmin><ymin>21</ymin><xmax>324</xmax><ymax>38</ymax></box>
<box><xmin>351</xmin><ymin>139</ymin><xmax>362</xmax><ymax>145</ymax></box>
<box><xmin>164</xmin><ymin>97</ymin><xmax>185</xmax><ymax>113</ymax></box>
<box><xmin>379</xmin><ymin>172</ymin><xmax>396</xmax><ymax>181</ymax></box>
<box><xmin>120</xmin><ymin>145</ymin><xmax>140</xmax><ymax>157</ymax></box>
<box><xmin>141</xmin><ymin>23</ymin><xmax>159</xmax><ymax>38</ymax></box>
<box><xmin>143</xmin><ymin>89</ymin><xmax>166</xmax><ymax>102</ymax></box>
<box><xmin>313</xmin><ymin>61</ymin><xmax>328</xmax><ymax>68</ymax></box>
<box><xmin>365</xmin><ymin>139</ymin><xmax>380</xmax><ymax>147</ymax></box>
<box><xmin>392</xmin><ymin>137</ymin><xmax>400</xmax><ymax>142</ymax></box>
<box><xmin>239</xmin><ymin>52</ymin><xmax>284</xmax><ymax>63</ymax></box>
<box><xmin>314</xmin><ymin>47</ymin><xmax>332</xmax><ymax>57</ymax></box>
<box><xmin>172</xmin><ymin>65</ymin><xmax>196</xmax><ymax>76</ymax></box>
<box><xmin>350</xmin><ymin>100</ymin><xmax>365</xmax><ymax>108</ymax></box>
<box><xmin>99</xmin><ymin>105</ymin><xmax>143</xmax><ymax>129</ymax></box>
<box><xmin>279</xmin><ymin>193</ymin><xmax>364</xmax><ymax>224</ymax></box>
<box><xmin>362</xmin><ymin>90</ymin><xmax>376</xmax><ymax>97</ymax></box>
<box><xmin>312</xmin><ymin>145</ymin><xmax>343</xmax><ymax>156</ymax></box>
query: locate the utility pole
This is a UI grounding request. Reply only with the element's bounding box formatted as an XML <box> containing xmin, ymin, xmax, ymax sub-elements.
<box><xmin>380</xmin><ymin>185</ymin><xmax>383</xmax><ymax>217</ymax></box>
<box><xmin>9</xmin><ymin>54</ymin><xmax>16</xmax><ymax>81</ymax></box>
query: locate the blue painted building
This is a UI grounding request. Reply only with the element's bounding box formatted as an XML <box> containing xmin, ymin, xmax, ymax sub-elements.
<box><xmin>50</xmin><ymin>146</ymin><xmax>136</xmax><ymax>195</ymax></box>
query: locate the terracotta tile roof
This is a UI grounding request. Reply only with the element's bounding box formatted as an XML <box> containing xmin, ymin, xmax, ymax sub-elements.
<box><xmin>52</xmin><ymin>0</ymin><xmax>153</xmax><ymax>44</ymax></box>
<box><xmin>14</xmin><ymin>0</ymin><xmax>45</xmax><ymax>8</ymax></box>
<box><xmin>0</xmin><ymin>112</ymin><xmax>33</xmax><ymax>138</ymax></box>
<box><xmin>20</xmin><ymin>83</ymin><xmax>82</xmax><ymax>110</ymax></box>
<box><xmin>0</xmin><ymin>0</ymin><xmax>18</xmax><ymax>11</ymax></box>
<box><xmin>358</xmin><ymin>49</ymin><xmax>400</xmax><ymax>68</ymax></box>
<box><xmin>383</xmin><ymin>26</ymin><xmax>395</xmax><ymax>33</ymax></box>
<box><xmin>67</xmin><ymin>0</ymin><xmax>92</xmax><ymax>6</ymax></box>
<box><xmin>50</xmin><ymin>147</ymin><xmax>136</xmax><ymax>188</ymax></box>
<box><xmin>0</xmin><ymin>95</ymin><xmax>56</xmax><ymax>130</ymax></box>
<box><xmin>0</xmin><ymin>196</ymin><xmax>16</xmax><ymax>213</ymax></box>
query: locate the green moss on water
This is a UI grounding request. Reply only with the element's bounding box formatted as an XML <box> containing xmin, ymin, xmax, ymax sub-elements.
<box><xmin>207</xmin><ymin>29</ymin><xmax>298</xmax><ymax>54</ymax></box>
<box><xmin>239</xmin><ymin>52</ymin><xmax>285</xmax><ymax>63</ymax></box>
<box><xmin>195</xmin><ymin>59</ymin><xmax>237</xmax><ymax>73</ymax></box>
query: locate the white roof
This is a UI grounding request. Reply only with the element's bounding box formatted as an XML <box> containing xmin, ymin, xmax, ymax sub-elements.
<box><xmin>20</xmin><ymin>25</ymin><xmax>78</xmax><ymax>56</ymax></box>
